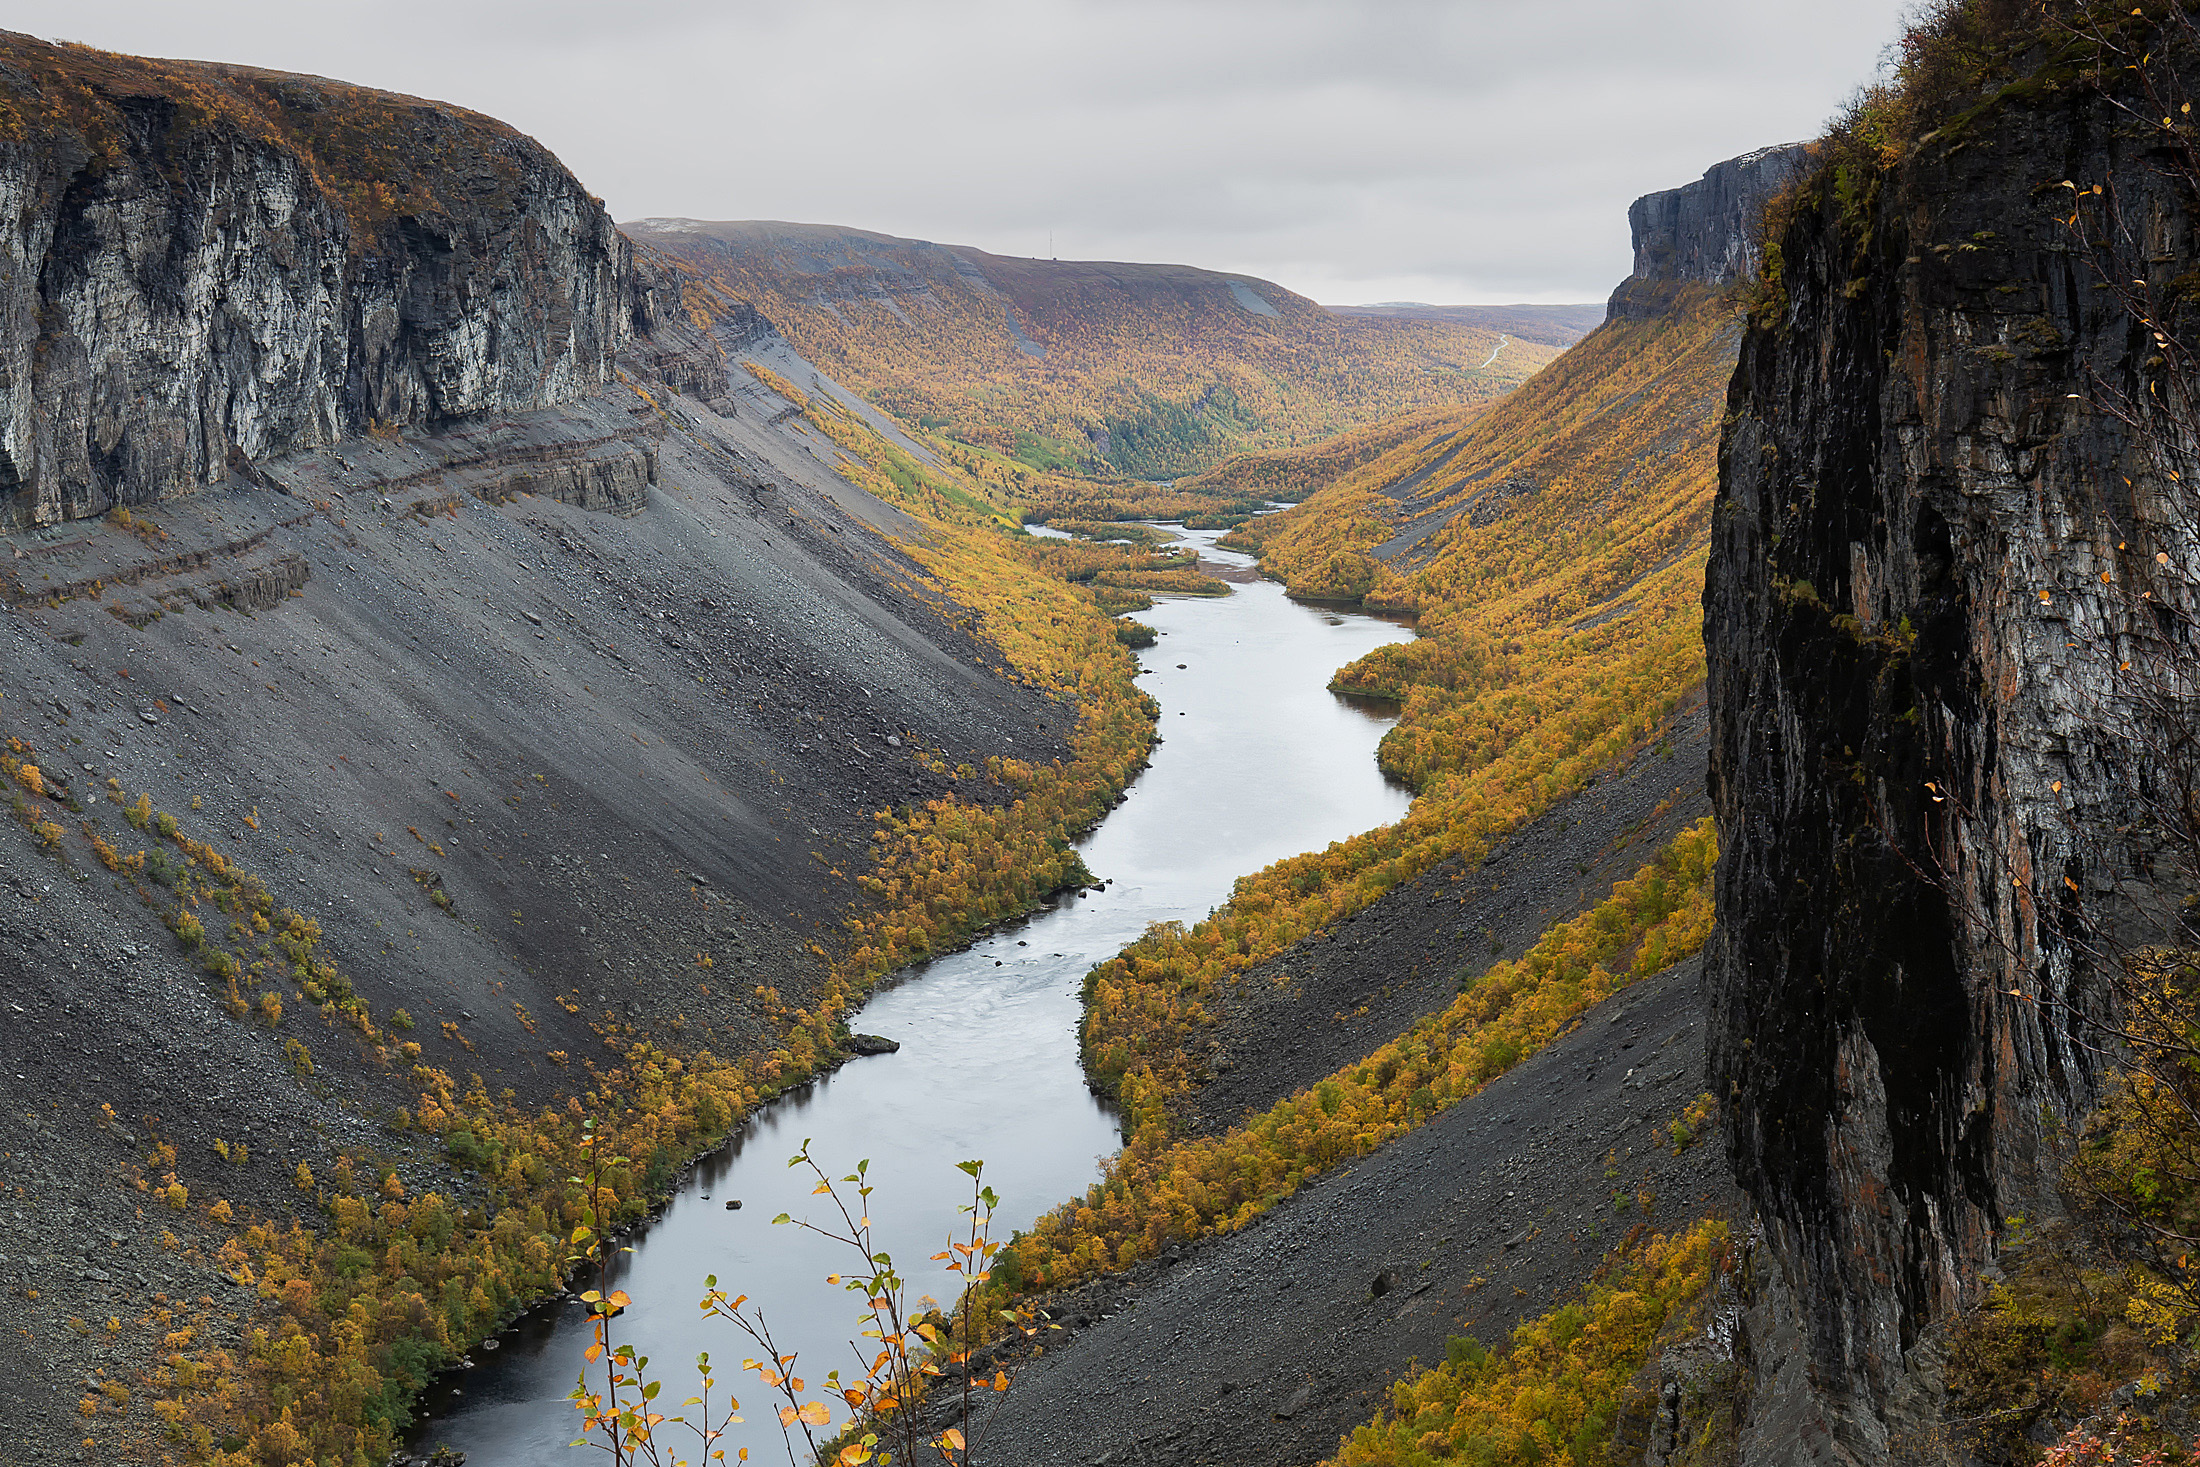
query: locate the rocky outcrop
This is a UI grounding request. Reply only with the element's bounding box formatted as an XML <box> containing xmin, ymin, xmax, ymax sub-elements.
<box><xmin>1610</xmin><ymin>145</ymin><xmax>1809</xmax><ymax>318</ymax></box>
<box><xmin>622</xmin><ymin>241</ymin><xmax>747</xmax><ymax>409</ymax></box>
<box><xmin>0</xmin><ymin>32</ymin><xmax>626</xmax><ymax>530</ymax></box>
<box><xmin>1704</xmin><ymin>40</ymin><xmax>2200</xmax><ymax>1462</ymax></box>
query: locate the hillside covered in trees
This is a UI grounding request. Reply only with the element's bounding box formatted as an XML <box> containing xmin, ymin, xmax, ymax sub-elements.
<box><xmin>624</xmin><ymin>219</ymin><xmax>1563</xmax><ymax>479</ymax></box>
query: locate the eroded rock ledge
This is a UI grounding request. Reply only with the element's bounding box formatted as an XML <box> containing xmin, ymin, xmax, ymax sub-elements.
<box><xmin>0</xmin><ymin>31</ymin><xmax>627</xmax><ymax>529</ymax></box>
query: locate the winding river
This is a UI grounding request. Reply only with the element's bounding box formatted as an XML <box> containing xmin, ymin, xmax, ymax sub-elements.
<box><xmin>417</xmin><ymin>528</ymin><xmax>1414</xmax><ymax>1464</ymax></box>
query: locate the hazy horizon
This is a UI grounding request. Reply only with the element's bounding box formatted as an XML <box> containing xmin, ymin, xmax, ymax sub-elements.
<box><xmin>8</xmin><ymin>0</ymin><xmax>1909</xmax><ymax>303</ymax></box>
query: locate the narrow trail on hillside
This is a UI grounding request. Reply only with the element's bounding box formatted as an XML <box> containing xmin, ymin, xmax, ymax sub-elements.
<box><xmin>1478</xmin><ymin>333</ymin><xmax>1511</xmax><ymax>369</ymax></box>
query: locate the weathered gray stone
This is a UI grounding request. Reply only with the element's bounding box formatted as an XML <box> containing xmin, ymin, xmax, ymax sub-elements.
<box><xmin>0</xmin><ymin>33</ymin><xmax>627</xmax><ymax>530</ymax></box>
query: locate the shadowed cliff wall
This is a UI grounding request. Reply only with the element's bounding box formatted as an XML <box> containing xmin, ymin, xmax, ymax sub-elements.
<box><xmin>1706</xmin><ymin>29</ymin><xmax>2200</xmax><ymax>1458</ymax></box>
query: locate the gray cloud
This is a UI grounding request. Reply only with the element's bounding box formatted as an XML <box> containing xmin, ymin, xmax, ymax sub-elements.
<box><xmin>12</xmin><ymin>0</ymin><xmax>1908</xmax><ymax>301</ymax></box>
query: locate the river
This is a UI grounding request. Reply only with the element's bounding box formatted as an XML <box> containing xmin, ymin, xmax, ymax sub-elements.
<box><xmin>415</xmin><ymin>527</ymin><xmax>1414</xmax><ymax>1463</ymax></box>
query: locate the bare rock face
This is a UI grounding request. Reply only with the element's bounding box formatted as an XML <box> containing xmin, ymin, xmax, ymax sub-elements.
<box><xmin>1705</xmin><ymin>46</ymin><xmax>2200</xmax><ymax>1463</ymax></box>
<box><xmin>0</xmin><ymin>33</ymin><xmax>626</xmax><ymax>529</ymax></box>
<box><xmin>1609</xmin><ymin>144</ymin><xmax>1810</xmax><ymax>319</ymax></box>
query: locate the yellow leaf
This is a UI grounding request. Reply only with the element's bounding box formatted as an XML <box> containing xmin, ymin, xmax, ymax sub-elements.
<box><xmin>940</xmin><ymin>1427</ymin><xmax>966</xmax><ymax>1450</ymax></box>
<box><xmin>799</xmin><ymin>1400</ymin><xmax>832</xmax><ymax>1425</ymax></box>
<box><xmin>779</xmin><ymin>1406</ymin><xmax>799</xmax><ymax>1428</ymax></box>
<box><xmin>584</xmin><ymin>1343</ymin><xmax>604</xmax><ymax>1364</ymax></box>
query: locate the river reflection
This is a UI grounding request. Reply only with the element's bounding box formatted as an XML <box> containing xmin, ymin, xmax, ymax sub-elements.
<box><xmin>418</xmin><ymin>528</ymin><xmax>1414</xmax><ymax>1464</ymax></box>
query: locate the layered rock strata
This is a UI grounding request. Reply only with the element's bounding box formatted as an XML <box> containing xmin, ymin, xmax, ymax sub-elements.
<box><xmin>0</xmin><ymin>32</ymin><xmax>625</xmax><ymax>529</ymax></box>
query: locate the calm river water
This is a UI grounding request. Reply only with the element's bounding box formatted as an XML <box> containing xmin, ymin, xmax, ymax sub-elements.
<box><xmin>417</xmin><ymin>528</ymin><xmax>1414</xmax><ymax>1463</ymax></box>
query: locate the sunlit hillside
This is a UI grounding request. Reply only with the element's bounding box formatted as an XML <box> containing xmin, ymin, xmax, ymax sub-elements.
<box><xmin>1228</xmin><ymin>284</ymin><xmax>1736</xmax><ymax>803</ymax></box>
<box><xmin>624</xmin><ymin>219</ymin><xmax>1563</xmax><ymax>478</ymax></box>
<box><xmin>1070</xmin><ymin>280</ymin><xmax>1739</xmax><ymax>1139</ymax></box>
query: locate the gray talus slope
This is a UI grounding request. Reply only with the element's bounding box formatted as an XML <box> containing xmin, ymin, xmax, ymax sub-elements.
<box><xmin>970</xmin><ymin>960</ymin><xmax>1735</xmax><ymax>1467</ymax></box>
<box><xmin>0</xmin><ymin>321</ymin><xmax>1068</xmax><ymax>1458</ymax></box>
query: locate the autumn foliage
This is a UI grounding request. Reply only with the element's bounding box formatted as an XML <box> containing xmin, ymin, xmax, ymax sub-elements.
<box><xmin>986</xmin><ymin>822</ymin><xmax>1716</xmax><ymax>1297</ymax></box>
<box><xmin>1064</xmin><ymin>291</ymin><xmax>1740</xmax><ymax>1158</ymax></box>
<box><xmin>1325</xmin><ymin>1218</ymin><xmax>1732</xmax><ymax>1467</ymax></box>
<box><xmin>648</xmin><ymin>223</ymin><xmax>1560</xmax><ymax>477</ymax></box>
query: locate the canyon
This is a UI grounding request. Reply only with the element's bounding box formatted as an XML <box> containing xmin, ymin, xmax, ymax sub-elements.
<box><xmin>3</xmin><ymin>11</ymin><xmax>2196</xmax><ymax>1467</ymax></box>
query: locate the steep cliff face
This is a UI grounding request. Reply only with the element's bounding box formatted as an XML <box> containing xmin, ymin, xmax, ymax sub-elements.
<box><xmin>1611</xmin><ymin>144</ymin><xmax>1809</xmax><ymax>319</ymax></box>
<box><xmin>0</xmin><ymin>32</ymin><xmax>625</xmax><ymax>529</ymax></box>
<box><xmin>1705</xmin><ymin>46</ymin><xmax>2196</xmax><ymax>1460</ymax></box>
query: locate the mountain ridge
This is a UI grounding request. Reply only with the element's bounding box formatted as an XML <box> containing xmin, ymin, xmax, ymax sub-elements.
<box><xmin>627</xmin><ymin>216</ymin><xmax>1562</xmax><ymax>478</ymax></box>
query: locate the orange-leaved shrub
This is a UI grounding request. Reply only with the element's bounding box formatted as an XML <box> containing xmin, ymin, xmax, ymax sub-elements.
<box><xmin>1325</xmin><ymin>1217</ymin><xmax>1731</xmax><ymax>1467</ymax></box>
<box><xmin>986</xmin><ymin>822</ymin><xmax>1714</xmax><ymax>1298</ymax></box>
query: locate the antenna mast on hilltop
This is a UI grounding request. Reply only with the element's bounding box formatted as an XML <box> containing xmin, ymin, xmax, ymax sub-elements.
<box><xmin>1049</xmin><ymin>229</ymin><xmax>1054</xmax><ymax>261</ymax></box>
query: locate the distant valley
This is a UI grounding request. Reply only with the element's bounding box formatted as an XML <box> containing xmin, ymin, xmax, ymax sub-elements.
<box><xmin>5</xmin><ymin>11</ymin><xmax>2196</xmax><ymax>1467</ymax></box>
<box><xmin>629</xmin><ymin>219</ymin><xmax>1564</xmax><ymax>478</ymax></box>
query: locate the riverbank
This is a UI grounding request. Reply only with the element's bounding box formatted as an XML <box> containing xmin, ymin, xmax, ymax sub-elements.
<box><xmin>413</xmin><ymin>551</ymin><xmax>1420</xmax><ymax>1466</ymax></box>
<box><xmin>898</xmin><ymin>686</ymin><xmax>1716</xmax><ymax>1465</ymax></box>
<box><xmin>959</xmin><ymin>957</ymin><xmax>1736</xmax><ymax>1466</ymax></box>
<box><xmin>1194</xmin><ymin>692</ymin><xmax>1708</xmax><ymax>1133</ymax></box>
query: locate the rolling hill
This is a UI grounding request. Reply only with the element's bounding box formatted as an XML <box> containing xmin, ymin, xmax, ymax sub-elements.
<box><xmin>624</xmin><ymin>219</ymin><xmax>1564</xmax><ymax>478</ymax></box>
<box><xmin>1323</xmin><ymin>300</ymin><xmax>1607</xmax><ymax>347</ymax></box>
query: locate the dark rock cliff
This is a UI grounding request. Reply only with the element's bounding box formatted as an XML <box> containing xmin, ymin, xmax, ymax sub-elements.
<box><xmin>0</xmin><ymin>32</ymin><xmax>626</xmax><ymax>529</ymax></box>
<box><xmin>1610</xmin><ymin>144</ymin><xmax>1810</xmax><ymax>320</ymax></box>
<box><xmin>1705</xmin><ymin>41</ymin><xmax>2200</xmax><ymax>1461</ymax></box>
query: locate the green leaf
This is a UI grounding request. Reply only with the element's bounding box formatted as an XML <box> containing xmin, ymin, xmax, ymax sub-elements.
<box><xmin>773</xmin><ymin>1213</ymin><xmax>792</xmax><ymax>1225</ymax></box>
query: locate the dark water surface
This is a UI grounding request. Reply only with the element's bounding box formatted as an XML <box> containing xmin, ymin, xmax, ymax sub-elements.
<box><xmin>419</xmin><ymin>529</ymin><xmax>1413</xmax><ymax>1463</ymax></box>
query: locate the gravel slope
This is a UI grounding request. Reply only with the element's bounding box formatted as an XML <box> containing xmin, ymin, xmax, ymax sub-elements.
<box><xmin>967</xmin><ymin>958</ymin><xmax>1736</xmax><ymax>1467</ymax></box>
<box><xmin>0</xmin><ymin>344</ymin><xmax>1076</xmax><ymax>1462</ymax></box>
<box><xmin>1193</xmin><ymin>693</ymin><xmax>1710</xmax><ymax>1133</ymax></box>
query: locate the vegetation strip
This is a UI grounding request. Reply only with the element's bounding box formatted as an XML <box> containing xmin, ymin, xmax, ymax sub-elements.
<box><xmin>982</xmin><ymin>821</ymin><xmax>1717</xmax><ymax>1301</ymax></box>
<box><xmin>1323</xmin><ymin>1216</ymin><xmax>1732</xmax><ymax>1467</ymax></box>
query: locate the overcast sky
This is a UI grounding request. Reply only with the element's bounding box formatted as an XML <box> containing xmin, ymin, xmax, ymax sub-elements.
<box><xmin>12</xmin><ymin>1</ymin><xmax>1911</xmax><ymax>303</ymax></box>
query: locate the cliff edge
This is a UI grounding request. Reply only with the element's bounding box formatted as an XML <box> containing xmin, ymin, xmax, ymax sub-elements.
<box><xmin>0</xmin><ymin>32</ymin><xmax>625</xmax><ymax>529</ymax></box>
<box><xmin>1609</xmin><ymin>143</ymin><xmax>1808</xmax><ymax>320</ymax></box>
<box><xmin>1705</xmin><ymin>19</ymin><xmax>2200</xmax><ymax>1460</ymax></box>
